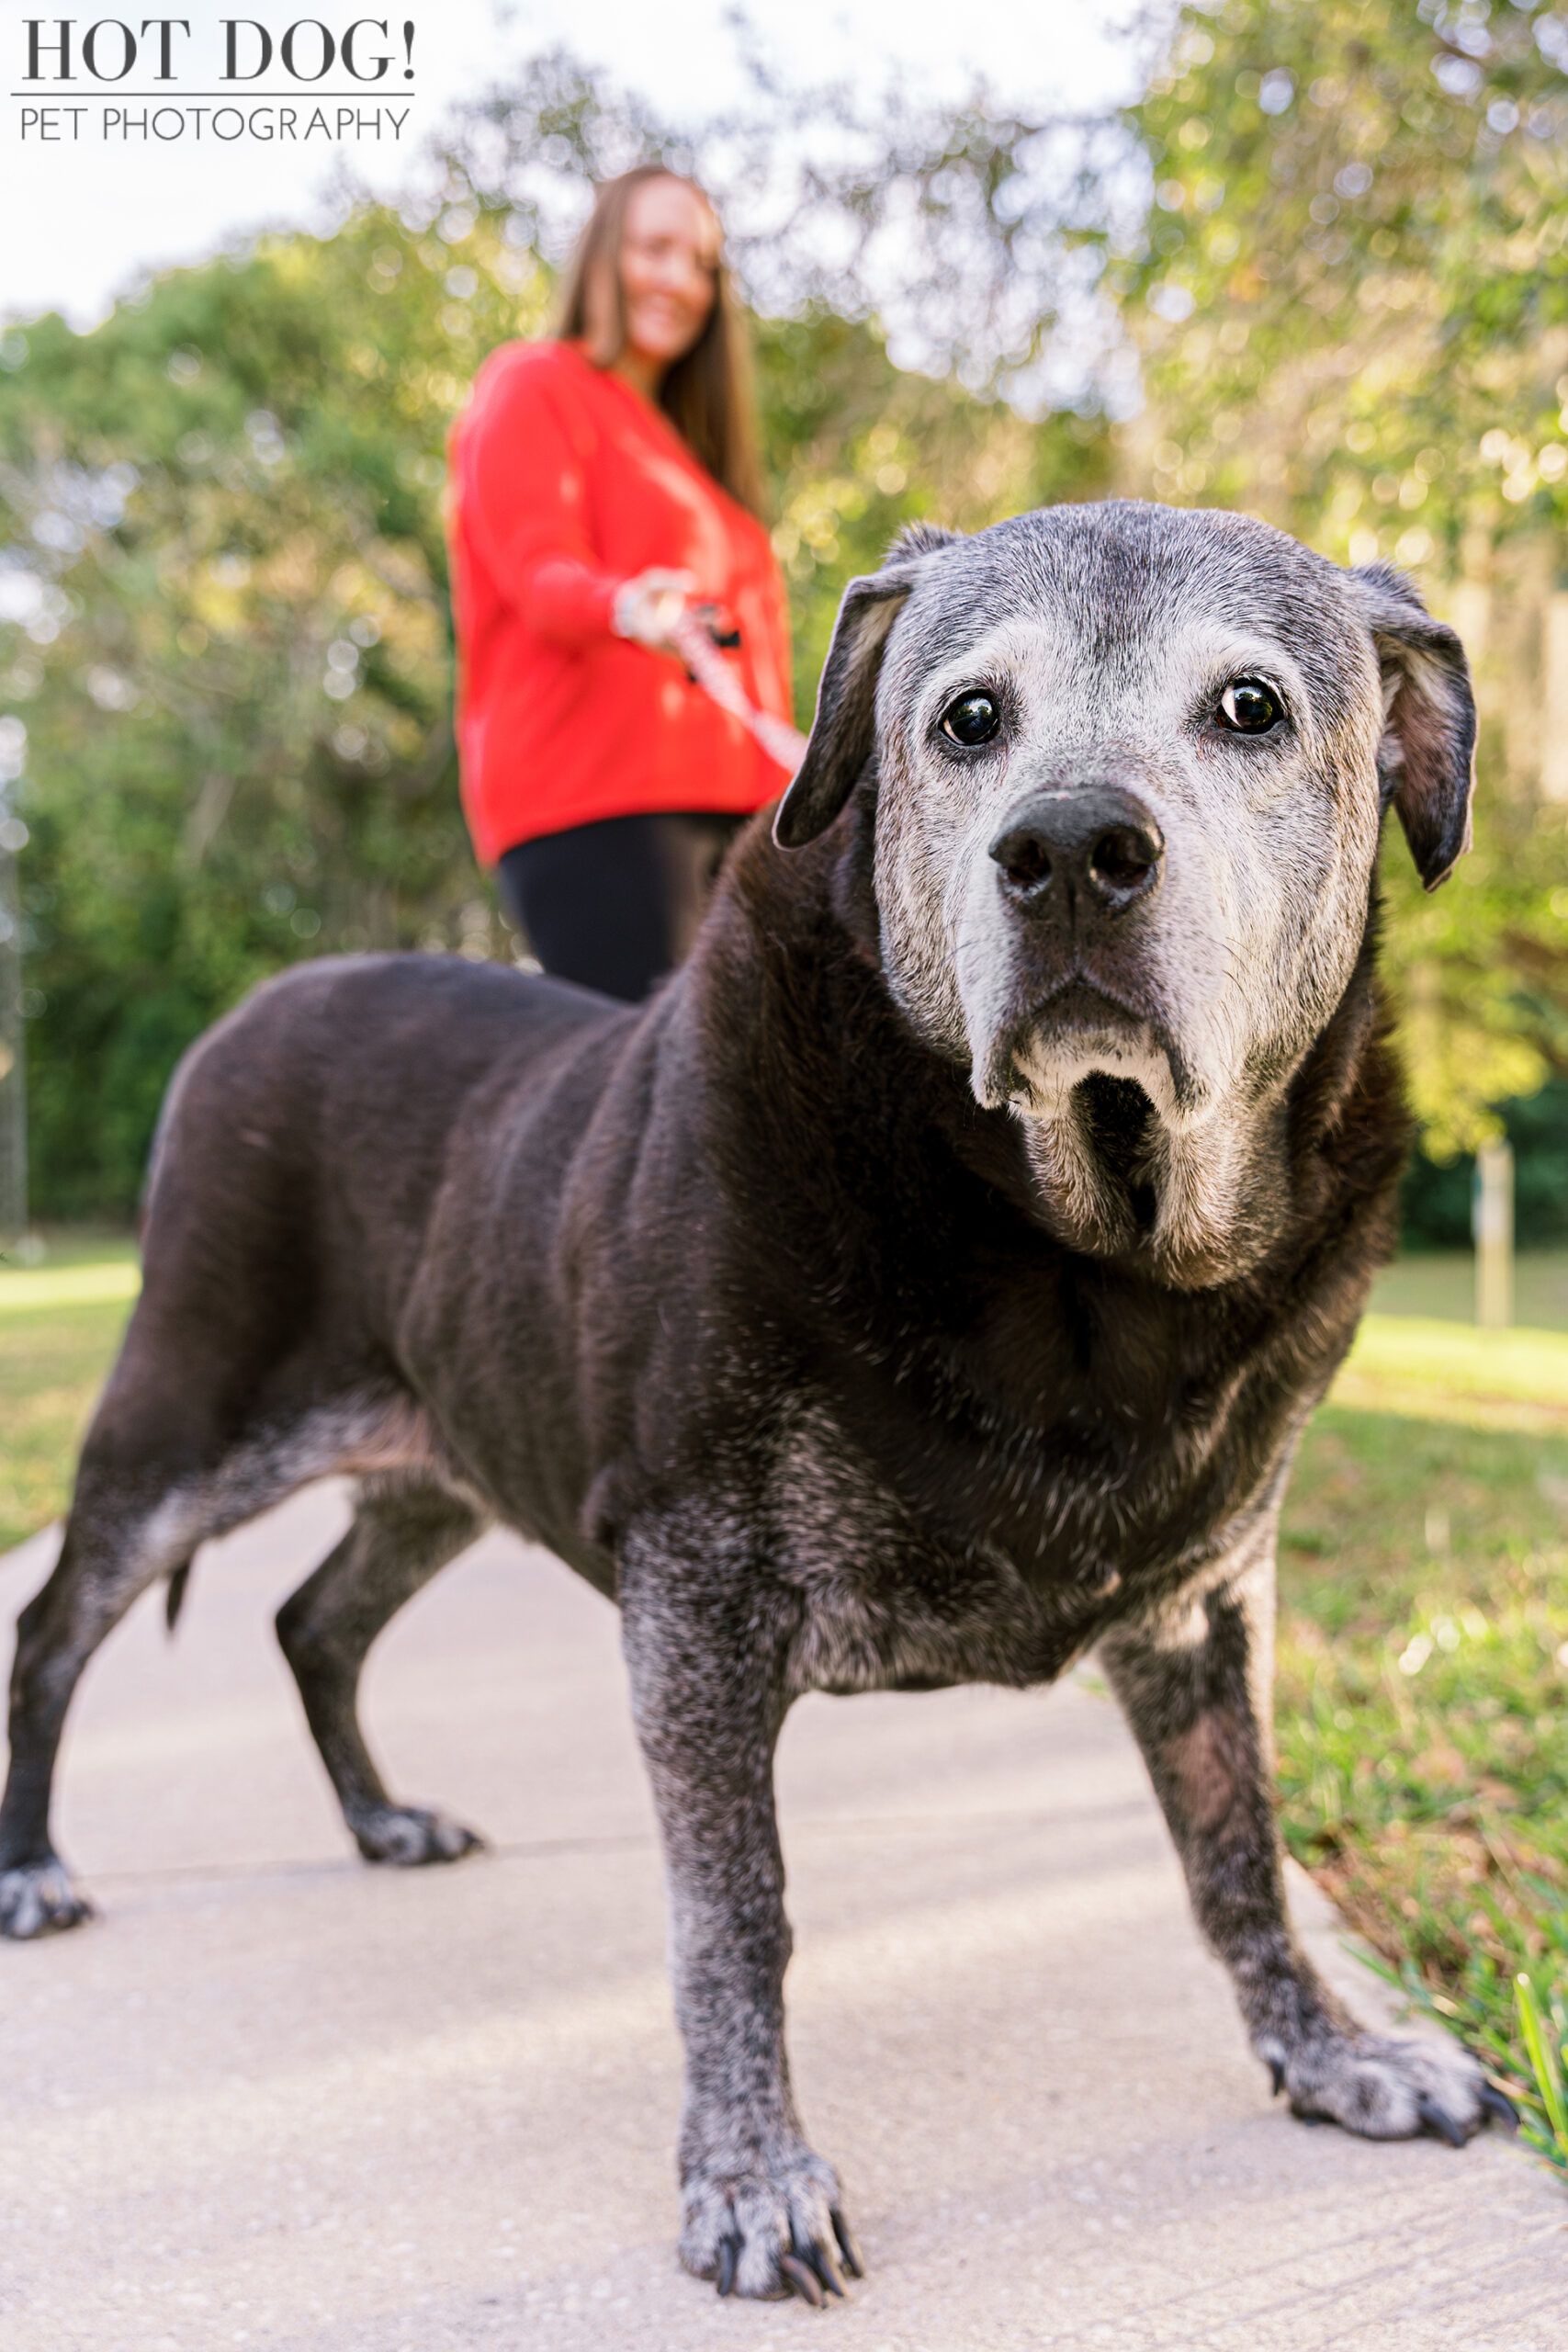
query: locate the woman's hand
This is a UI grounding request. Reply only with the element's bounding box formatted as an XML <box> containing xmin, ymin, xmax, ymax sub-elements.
<box><xmin>612</xmin><ymin>569</ymin><xmax>696</xmax><ymax>652</ymax></box>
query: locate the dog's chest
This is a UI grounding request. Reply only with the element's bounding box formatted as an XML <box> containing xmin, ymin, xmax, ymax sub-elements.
<box><xmin>766</xmin><ymin>1406</ymin><xmax>1219</xmax><ymax>1696</ymax></box>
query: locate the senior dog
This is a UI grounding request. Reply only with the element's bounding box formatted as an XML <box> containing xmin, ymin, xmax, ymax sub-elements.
<box><xmin>0</xmin><ymin>501</ymin><xmax>1512</xmax><ymax>2301</ymax></box>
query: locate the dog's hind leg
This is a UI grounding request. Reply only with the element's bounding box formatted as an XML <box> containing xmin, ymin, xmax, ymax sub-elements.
<box><xmin>276</xmin><ymin>1475</ymin><xmax>489</xmax><ymax>1866</ymax></box>
<box><xmin>0</xmin><ymin>1458</ymin><xmax>214</xmax><ymax>1939</ymax></box>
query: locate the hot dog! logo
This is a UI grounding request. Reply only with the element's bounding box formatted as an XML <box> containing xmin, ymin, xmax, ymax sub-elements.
<box><xmin>14</xmin><ymin>16</ymin><xmax>419</xmax><ymax>142</ymax></box>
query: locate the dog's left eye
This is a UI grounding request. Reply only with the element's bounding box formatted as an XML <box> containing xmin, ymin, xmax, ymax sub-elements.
<box><xmin>941</xmin><ymin>691</ymin><xmax>1000</xmax><ymax>747</ymax></box>
<box><xmin>1215</xmin><ymin>678</ymin><xmax>1280</xmax><ymax>734</ymax></box>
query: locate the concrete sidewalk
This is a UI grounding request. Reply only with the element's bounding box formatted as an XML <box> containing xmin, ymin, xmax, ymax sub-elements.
<box><xmin>0</xmin><ymin>1484</ymin><xmax>1561</xmax><ymax>2351</ymax></box>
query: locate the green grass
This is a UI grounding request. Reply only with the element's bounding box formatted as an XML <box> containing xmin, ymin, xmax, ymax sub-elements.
<box><xmin>1371</xmin><ymin>1249</ymin><xmax>1568</xmax><ymax>1331</ymax></box>
<box><xmin>1277</xmin><ymin>1396</ymin><xmax>1568</xmax><ymax>2168</ymax></box>
<box><xmin>1513</xmin><ymin>1972</ymin><xmax>1568</xmax><ymax>2175</ymax></box>
<box><xmin>0</xmin><ymin>1236</ymin><xmax>137</xmax><ymax>1555</ymax></box>
<box><xmin>1335</xmin><ymin>1314</ymin><xmax>1568</xmax><ymax>1425</ymax></box>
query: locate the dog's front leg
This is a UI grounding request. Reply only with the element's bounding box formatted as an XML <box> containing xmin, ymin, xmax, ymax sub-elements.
<box><xmin>620</xmin><ymin>1531</ymin><xmax>860</xmax><ymax>2303</ymax></box>
<box><xmin>1099</xmin><ymin>1540</ymin><xmax>1510</xmax><ymax>2146</ymax></box>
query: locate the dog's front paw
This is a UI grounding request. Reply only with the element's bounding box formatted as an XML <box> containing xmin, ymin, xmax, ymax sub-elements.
<box><xmin>681</xmin><ymin>2145</ymin><xmax>863</xmax><ymax>2304</ymax></box>
<box><xmin>351</xmin><ymin>1804</ymin><xmax>485</xmax><ymax>1867</ymax></box>
<box><xmin>1266</xmin><ymin>2028</ymin><xmax>1517</xmax><ymax>2146</ymax></box>
<box><xmin>0</xmin><ymin>1858</ymin><xmax>95</xmax><ymax>1939</ymax></box>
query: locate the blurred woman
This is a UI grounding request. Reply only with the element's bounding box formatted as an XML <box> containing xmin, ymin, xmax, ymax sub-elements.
<box><xmin>447</xmin><ymin>164</ymin><xmax>793</xmax><ymax>1002</ymax></box>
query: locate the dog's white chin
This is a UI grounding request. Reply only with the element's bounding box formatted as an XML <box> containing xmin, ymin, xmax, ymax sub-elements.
<box><xmin>989</xmin><ymin>1040</ymin><xmax>1280</xmax><ymax>1290</ymax></box>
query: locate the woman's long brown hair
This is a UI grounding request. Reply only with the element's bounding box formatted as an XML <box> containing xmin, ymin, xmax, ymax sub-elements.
<box><xmin>554</xmin><ymin>164</ymin><xmax>766</xmax><ymax>519</ymax></box>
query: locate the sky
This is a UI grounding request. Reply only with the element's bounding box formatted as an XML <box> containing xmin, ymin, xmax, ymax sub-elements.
<box><xmin>0</xmin><ymin>0</ymin><xmax>1151</xmax><ymax>326</ymax></box>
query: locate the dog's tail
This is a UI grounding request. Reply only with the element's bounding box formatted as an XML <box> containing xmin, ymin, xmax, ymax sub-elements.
<box><xmin>164</xmin><ymin>1560</ymin><xmax>193</xmax><ymax>1635</ymax></box>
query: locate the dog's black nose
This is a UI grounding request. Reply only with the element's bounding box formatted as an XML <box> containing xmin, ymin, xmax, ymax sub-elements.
<box><xmin>988</xmin><ymin>789</ymin><xmax>1165</xmax><ymax>915</ymax></box>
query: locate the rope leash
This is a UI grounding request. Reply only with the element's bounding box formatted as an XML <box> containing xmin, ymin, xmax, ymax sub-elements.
<box><xmin>669</xmin><ymin>611</ymin><xmax>809</xmax><ymax>778</ymax></box>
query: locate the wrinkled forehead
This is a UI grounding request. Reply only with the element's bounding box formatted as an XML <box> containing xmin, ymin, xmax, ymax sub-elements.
<box><xmin>886</xmin><ymin>505</ymin><xmax>1373</xmax><ymax>736</ymax></box>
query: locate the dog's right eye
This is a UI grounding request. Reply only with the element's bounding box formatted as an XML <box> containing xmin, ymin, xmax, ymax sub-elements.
<box><xmin>941</xmin><ymin>691</ymin><xmax>1000</xmax><ymax>747</ymax></box>
<box><xmin>1215</xmin><ymin>678</ymin><xmax>1280</xmax><ymax>735</ymax></box>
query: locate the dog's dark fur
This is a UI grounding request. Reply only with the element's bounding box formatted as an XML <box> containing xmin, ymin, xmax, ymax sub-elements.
<box><xmin>1</xmin><ymin>503</ymin><xmax>1508</xmax><ymax>2303</ymax></box>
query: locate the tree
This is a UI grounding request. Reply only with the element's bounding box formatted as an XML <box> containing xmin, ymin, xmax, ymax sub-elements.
<box><xmin>0</xmin><ymin>209</ymin><xmax>504</xmax><ymax>1213</ymax></box>
<box><xmin>1120</xmin><ymin>0</ymin><xmax>1568</xmax><ymax>1149</ymax></box>
<box><xmin>0</xmin><ymin>96</ymin><xmax>1108</xmax><ymax>1217</ymax></box>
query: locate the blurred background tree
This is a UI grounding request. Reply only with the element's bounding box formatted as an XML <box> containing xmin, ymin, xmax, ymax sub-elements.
<box><xmin>2</xmin><ymin>22</ymin><xmax>1566</xmax><ymax>1226</ymax></box>
<box><xmin>0</xmin><ymin>57</ymin><xmax>1111</xmax><ymax>1218</ymax></box>
<box><xmin>0</xmin><ymin>213</ymin><xmax>494</xmax><ymax>1213</ymax></box>
<box><xmin>1122</xmin><ymin>0</ymin><xmax>1568</xmax><ymax>1184</ymax></box>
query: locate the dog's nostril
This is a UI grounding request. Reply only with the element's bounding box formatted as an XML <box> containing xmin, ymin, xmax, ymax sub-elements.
<box><xmin>1088</xmin><ymin>822</ymin><xmax>1164</xmax><ymax>899</ymax></box>
<box><xmin>991</xmin><ymin>799</ymin><xmax>1163</xmax><ymax>909</ymax></box>
<box><xmin>991</xmin><ymin>830</ymin><xmax>1054</xmax><ymax>892</ymax></box>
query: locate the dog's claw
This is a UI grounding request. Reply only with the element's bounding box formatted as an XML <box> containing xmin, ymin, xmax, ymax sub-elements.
<box><xmin>779</xmin><ymin>2253</ymin><xmax>825</xmax><ymax>2308</ymax></box>
<box><xmin>795</xmin><ymin>2229</ymin><xmax>844</xmax><ymax>2299</ymax></box>
<box><xmin>1268</xmin><ymin>2057</ymin><xmax>1285</xmax><ymax>2098</ymax></box>
<box><xmin>1480</xmin><ymin>2083</ymin><xmax>1519</xmax><ymax>2132</ymax></box>
<box><xmin>1416</xmin><ymin>2092</ymin><xmax>1469</xmax><ymax>2149</ymax></box>
<box><xmin>681</xmin><ymin>2154</ymin><xmax>854</xmax><ymax>2302</ymax></box>
<box><xmin>0</xmin><ymin>1861</ymin><xmax>95</xmax><ymax>1940</ymax></box>
<box><xmin>830</xmin><ymin>2209</ymin><xmax>863</xmax><ymax>2279</ymax></box>
<box><xmin>353</xmin><ymin>1805</ymin><xmax>486</xmax><ymax>1868</ymax></box>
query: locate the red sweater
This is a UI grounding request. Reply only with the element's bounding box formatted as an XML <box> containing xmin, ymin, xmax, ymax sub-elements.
<box><xmin>447</xmin><ymin>339</ymin><xmax>794</xmax><ymax>863</ymax></box>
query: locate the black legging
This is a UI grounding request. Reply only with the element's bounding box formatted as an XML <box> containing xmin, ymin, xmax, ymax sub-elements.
<box><xmin>497</xmin><ymin>810</ymin><xmax>749</xmax><ymax>1004</ymax></box>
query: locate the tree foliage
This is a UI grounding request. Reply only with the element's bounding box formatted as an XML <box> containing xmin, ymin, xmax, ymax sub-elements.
<box><xmin>0</xmin><ymin>94</ymin><xmax>1107</xmax><ymax>1217</ymax></box>
<box><xmin>0</xmin><ymin>211</ymin><xmax>498</xmax><ymax>1214</ymax></box>
<box><xmin>1122</xmin><ymin>0</ymin><xmax>1568</xmax><ymax>1149</ymax></box>
<box><xmin>438</xmin><ymin>49</ymin><xmax>1133</xmax><ymax>408</ymax></box>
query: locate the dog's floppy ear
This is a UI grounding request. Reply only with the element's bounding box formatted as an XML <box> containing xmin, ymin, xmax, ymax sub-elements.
<box><xmin>1346</xmin><ymin>562</ymin><xmax>1477</xmax><ymax>891</ymax></box>
<box><xmin>774</xmin><ymin>524</ymin><xmax>959</xmax><ymax>850</ymax></box>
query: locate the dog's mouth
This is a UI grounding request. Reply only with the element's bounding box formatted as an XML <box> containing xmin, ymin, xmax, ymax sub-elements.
<box><xmin>977</xmin><ymin>982</ymin><xmax>1236</xmax><ymax>1270</ymax></box>
<box><xmin>976</xmin><ymin>976</ymin><xmax>1279</xmax><ymax>1287</ymax></box>
<box><xmin>1014</xmin><ymin>1059</ymin><xmax>1274</xmax><ymax>1290</ymax></box>
<box><xmin>1073</xmin><ymin>1072</ymin><xmax>1159</xmax><ymax>1234</ymax></box>
<box><xmin>1037</xmin><ymin>977</ymin><xmax>1149</xmax><ymax>1037</ymax></box>
<box><xmin>981</xmin><ymin>975</ymin><xmax>1162</xmax><ymax>1115</ymax></box>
